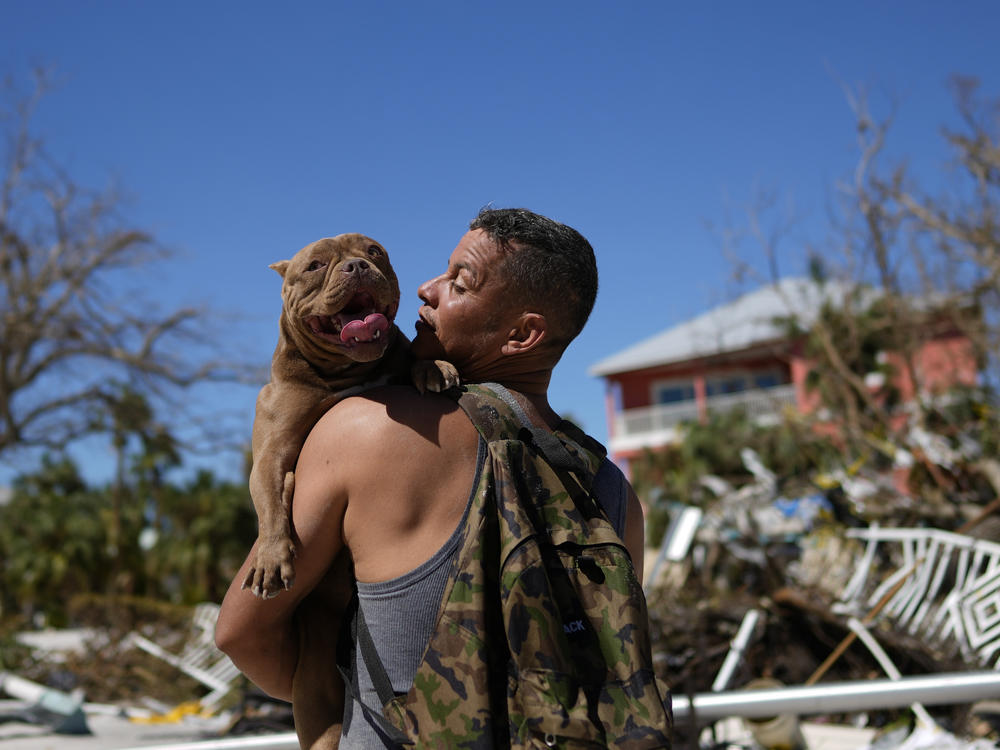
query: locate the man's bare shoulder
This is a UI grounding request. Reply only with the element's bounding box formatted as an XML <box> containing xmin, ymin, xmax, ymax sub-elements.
<box><xmin>309</xmin><ymin>385</ymin><xmax>470</xmax><ymax>451</ymax></box>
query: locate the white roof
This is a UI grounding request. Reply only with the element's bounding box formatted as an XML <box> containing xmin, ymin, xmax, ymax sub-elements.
<box><xmin>590</xmin><ymin>277</ymin><xmax>855</xmax><ymax>377</ymax></box>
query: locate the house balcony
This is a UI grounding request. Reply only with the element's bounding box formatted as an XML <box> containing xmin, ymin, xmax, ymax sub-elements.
<box><xmin>609</xmin><ymin>383</ymin><xmax>798</xmax><ymax>455</ymax></box>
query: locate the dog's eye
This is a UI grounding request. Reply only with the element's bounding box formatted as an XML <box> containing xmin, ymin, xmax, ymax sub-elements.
<box><xmin>367</xmin><ymin>245</ymin><xmax>383</xmax><ymax>258</ymax></box>
<box><xmin>306</xmin><ymin>260</ymin><xmax>328</xmax><ymax>272</ymax></box>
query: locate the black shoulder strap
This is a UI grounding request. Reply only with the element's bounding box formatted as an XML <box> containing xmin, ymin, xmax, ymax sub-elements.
<box><xmin>336</xmin><ymin>595</ymin><xmax>412</xmax><ymax>746</ymax></box>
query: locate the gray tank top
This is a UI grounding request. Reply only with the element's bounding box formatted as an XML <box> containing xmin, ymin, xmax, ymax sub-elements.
<box><xmin>340</xmin><ymin>445</ymin><xmax>631</xmax><ymax>748</ymax></box>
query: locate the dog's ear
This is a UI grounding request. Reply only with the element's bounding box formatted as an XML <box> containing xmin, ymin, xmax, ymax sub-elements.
<box><xmin>269</xmin><ymin>260</ymin><xmax>291</xmax><ymax>278</ymax></box>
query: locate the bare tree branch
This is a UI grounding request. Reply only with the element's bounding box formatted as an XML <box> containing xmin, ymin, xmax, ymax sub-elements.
<box><xmin>716</xmin><ymin>76</ymin><xmax>1000</xmax><ymax>481</ymax></box>
<box><xmin>0</xmin><ymin>71</ymin><xmax>255</xmax><ymax>460</ymax></box>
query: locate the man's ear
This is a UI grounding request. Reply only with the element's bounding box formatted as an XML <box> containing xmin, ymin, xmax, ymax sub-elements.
<box><xmin>501</xmin><ymin>313</ymin><xmax>547</xmax><ymax>355</ymax></box>
<box><xmin>269</xmin><ymin>260</ymin><xmax>290</xmax><ymax>277</ymax></box>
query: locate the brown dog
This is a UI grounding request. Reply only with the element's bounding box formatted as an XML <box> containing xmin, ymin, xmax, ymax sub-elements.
<box><xmin>246</xmin><ymin>233</ymin><xmax>456</xmax><ymax>749</ymax></box>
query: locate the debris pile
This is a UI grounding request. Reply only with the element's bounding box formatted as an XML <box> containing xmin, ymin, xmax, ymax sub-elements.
<box><xmin>5</xmin><ymin>443</ymin><xmax>1000</xmax><ymax>747</ymax></box>
<box><xmin>0</xmin><ymin>596</ymin><xmax>295</xmax><ymax>747</ymax></box>
<box><xmin>644</xmin><ymin>445</ymin><xmax>1000</xmax><ymax>748</ymax></box>
<box><xmin>3</xmin><ymin>596</ymin><xmax>209</xmax><ymax>706</ymax></box>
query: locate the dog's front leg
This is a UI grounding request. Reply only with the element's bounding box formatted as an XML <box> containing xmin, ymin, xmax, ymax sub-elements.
<box><xmin>246</xmin><ymin>379</ymin><xmax>316</xmax><ymax>598</ymax></box>
<box><xmin>246</xmin><ymin>454</ymin><xmax>298</xmax><ymax>597</ymax></box>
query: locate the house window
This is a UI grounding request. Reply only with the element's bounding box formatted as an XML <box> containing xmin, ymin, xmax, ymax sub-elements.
<box><xmin>706</xmin><ymin>370</ymin><xmax>786</xmax><ymax>397</ymax></box>
<box><xmin>753</xmin><ymin>372</ymin><xmax>781</xmax><ymax>389</ymax></box>
<box><xmin>706</xmin><ymin>376</ymin><xmax>748</xmax><ymax>396</ymax></box>
<box><xmin>653</xmin><ymin>381</ymin><xmax>695</xmax><ymax>404</ymax></box>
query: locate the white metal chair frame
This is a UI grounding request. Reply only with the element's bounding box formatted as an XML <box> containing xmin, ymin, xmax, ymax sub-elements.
<box><xmin>125</xmin><ymin>602</ymin><xmax>241</xmax><ymax>708</ymax></box>
<box><xmin>835</xmin><ymin>523</ymin><xmax>1000</xmax><ymax>667</ymax></box>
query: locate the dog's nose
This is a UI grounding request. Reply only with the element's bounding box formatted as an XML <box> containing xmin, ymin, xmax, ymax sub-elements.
<box><xmin>342</xmin><ymin>259</ymin><xmax>370</xmax><ymax>274</ymax></box>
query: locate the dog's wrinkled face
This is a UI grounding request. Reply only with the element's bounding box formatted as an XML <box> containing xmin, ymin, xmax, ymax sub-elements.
<box><xmin>271</xmin><ymin>234</ymin><xmax>400</xmax><ymax>363</ymax></box>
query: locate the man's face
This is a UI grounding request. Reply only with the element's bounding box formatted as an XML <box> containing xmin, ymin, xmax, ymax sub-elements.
<box><xmin>412</xmin><ymin>229</ymin><xmax>517</xmax><ymax>378</ymax></box>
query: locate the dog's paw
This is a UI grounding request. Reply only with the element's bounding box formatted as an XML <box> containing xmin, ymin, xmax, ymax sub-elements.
<box><xmin>242</xmin><ymin>541</ymin><xmax>297</xmax><ymax>598</ymax></box>
<box><xmin>411</xmin><ymin>359</ymin><xmax>460</xmax><ymax>394</ymax></box>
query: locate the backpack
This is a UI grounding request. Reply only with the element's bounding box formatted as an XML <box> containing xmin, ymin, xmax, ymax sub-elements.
<box><xmin>343</xmin><ymin>383</ymin><xmax>673</xmax><ymax>748</ymax></box>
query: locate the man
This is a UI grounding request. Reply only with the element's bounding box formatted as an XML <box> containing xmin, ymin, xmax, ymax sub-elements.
<box><xmin>216</xmin><ymin>208</ymin><xmax>646</xmax><ymax>747</ymax></box>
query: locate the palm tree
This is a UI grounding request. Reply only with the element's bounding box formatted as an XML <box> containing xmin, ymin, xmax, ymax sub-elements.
<box><xmin>0</xmin><ymin>457</ymin><xmax>109</xmax><ymax>624</ymax></box>
<box><xmin>154</xmin><ymin>470</ymin><xmax>257</xmax><ymax>603</ymax></box>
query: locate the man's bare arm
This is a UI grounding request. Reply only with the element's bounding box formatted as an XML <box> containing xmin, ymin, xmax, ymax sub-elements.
<box><xmin>216</xmin><ymin>404</ymin><xmax>357</xmax><ymax>700</ymax></box>
<box><xmin>623</xmin><ymin>483</ymin><xmax>646</xmax><ymax>583</ymax></box>
<box><xmin>216</xmin><ymin>543</ymin><xmax>307</xmax><ymax>701</ymax></box>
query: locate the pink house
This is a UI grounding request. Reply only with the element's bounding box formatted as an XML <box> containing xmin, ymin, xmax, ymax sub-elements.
<box><xmin>589</xmin><ymin>278</ymin><xmax>978</xmax><ymax>472</ymax></box>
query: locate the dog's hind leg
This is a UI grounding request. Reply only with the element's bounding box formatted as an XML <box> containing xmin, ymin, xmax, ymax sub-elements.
<box><xmin>292</xmin><ymin>553</ymin><xmax>351</xmax><ymax>750</ymax></box>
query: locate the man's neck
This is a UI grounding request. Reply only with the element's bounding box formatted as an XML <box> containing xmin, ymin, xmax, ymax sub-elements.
<box><xmin>463</xmin><ymin>348</ymin><xmax>563</xmax><ymax>428</ymax></box>
<box><xmin>519</xmin><ymin>390</ymin><xmax>560</xmax><ymax>430</ymax></box>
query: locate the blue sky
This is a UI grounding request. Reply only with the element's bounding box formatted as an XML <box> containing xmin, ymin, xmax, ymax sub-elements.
<box><xmin>3</xmin><ymin>1</ymin><xmax>998</xmax><ymax>483</ymax></box>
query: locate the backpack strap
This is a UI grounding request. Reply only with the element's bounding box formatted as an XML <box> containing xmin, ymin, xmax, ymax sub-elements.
<box><xmin>457</xmin><ymin>383</ymin><xmax>603</xmax><ymax>479</ymax></box>
<box><xmin>336</xmin><ymin>594</ymin><xmax>412</xmax><ymax>746</ymax></box>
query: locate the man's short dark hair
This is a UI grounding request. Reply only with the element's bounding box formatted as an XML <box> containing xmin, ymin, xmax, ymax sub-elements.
<box><xmin>470</xmin><ymin>207</ymin><xmax>598</xmax><ymax>349</ymax></box>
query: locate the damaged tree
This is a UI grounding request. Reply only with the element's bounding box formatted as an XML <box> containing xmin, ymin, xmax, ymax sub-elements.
<box><xmin>0</xmin><ymin>71</ymin><xmax>246</xmax><ymax>462</ymax></box>
<box><xmin>636</xmin><ymin>79</ymin><xmax>1000</xmax><ymax>745</ymax></box>
<box><xmin>809</xmin><ymin>77</ymin><xmax>999</xmax><ymax>508</ymax></box>
<box><xmin>719</xmin><ymin>76</ymin><xmax>1000</xmax><ymax>511</ymax></box>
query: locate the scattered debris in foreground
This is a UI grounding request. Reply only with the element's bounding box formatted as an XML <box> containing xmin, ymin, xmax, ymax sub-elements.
<box><xmin>645</xmin><ymin>447</ymin><xmax>1000</xmax><ymax>748</ymax></box>
<box><xmin>5</xmin><ymin>444</ymin><xmax>1000</xmax><ymax>748</ymax></box>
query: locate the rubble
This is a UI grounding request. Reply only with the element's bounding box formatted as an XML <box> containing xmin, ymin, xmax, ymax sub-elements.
<box><xmin>645</xmin><ymin>440</ymin><xmax>1000</xmax><ymax>748</ymax></box>
<box><xmin>0</xmin><ymin>598</ymin><xmax>294</xmax><ymax>748</ymax></box>
<box><xmin>5</xmin><ymin>438</ymin><xmax>1000</xmax><ymax>748</ymax></box>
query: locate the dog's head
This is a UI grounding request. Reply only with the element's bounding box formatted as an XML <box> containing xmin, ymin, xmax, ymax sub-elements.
<box><xmin>271</xmin><ymin>234</ymin><xmax>400</xmax><ymax>364</ymax></box>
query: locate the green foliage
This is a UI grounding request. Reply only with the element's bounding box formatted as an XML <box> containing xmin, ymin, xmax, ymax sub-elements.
<box><xmin>0</xmin><ymin>618</ymin><xmax>38</xmax><ymax>671</ymax></box>
<box><xmin>0</xmin><ymin>457</ymin><xmax>114</xmax><ymax>625</ymax></box>
<box><xmin>806</xmin><ymin>297</ymin><xmax>903</xmax><ymax>408</ymax></box>
<box><xmin>928</xmin><ymin>386</ymin><xmax>1000</xmax><ymax>456</ymax></box>
<box><xmin>150</xmin><ymin>470</ymin><xmax>257</xmax><ymax>603</ymax></box>
<box><xmin>0</xmin><ymin>455</ymin><xmax>256</xmax><ymax>625</ymax></box>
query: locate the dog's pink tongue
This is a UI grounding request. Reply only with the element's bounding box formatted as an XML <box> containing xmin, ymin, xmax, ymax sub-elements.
<box><xmin>340</xmin><ymin>313</ymin><xmax>390</xmax><ymax>344</ymax></box>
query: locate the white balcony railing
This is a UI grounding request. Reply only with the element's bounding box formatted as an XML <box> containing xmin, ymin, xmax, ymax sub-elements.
<box><xmin>611</xmin><ymin>384</ymin><xmax>798</xmax><ymax>453</ymax></box>
<box><xmin>703</xmin><ymin>383</ymin><xmax>798</xmax><ymax>419</ymax></box>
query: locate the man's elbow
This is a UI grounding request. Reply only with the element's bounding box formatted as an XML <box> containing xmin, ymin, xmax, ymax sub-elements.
<box><xmin>214</xmin><ymin>594</ymin><xmax>259</xmax><ymax>663</ymax></box>
<box><xmin>214</xmin><ymin>608</ymin><xmax>245</xmax><ymax>662</ymax></box>
<box><xmin>214</xmin><ymin>600</ymin><xmax>296</xmax><ymax>702</ymax></box>
<box><xmin>214</xmin><ymin>617</ymin><xmax>237</xmax><ymax>657</ymax></box>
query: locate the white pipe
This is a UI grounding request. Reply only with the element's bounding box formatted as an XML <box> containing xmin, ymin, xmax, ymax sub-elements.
<box><xmin>672</xmin><ymin>670</ymin><xmax>1000</xmax><ymax>720</ymax></box>
<box><xmin>0</xmin><ymin>672</ymin><xmax>47</xmax><ymax>703</ymax></box>
<box><xmin>0</xmin><ymin>671</ymin><xmax>83</xmax><ymax>711</ymax></box>
<box><xmin>711</xmin><ymin>609</ymin><xmax>760</xmax><ymax>692</ymax></box>
<box><xmin>118</xmin><ymin>733</ymin><xmax>299</xmax><ymax>750</ymax></box>
<box><xmin>117</xmin><ymin>672</ymin><xmax>1000</xmax><ymax>749</ymax></box>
